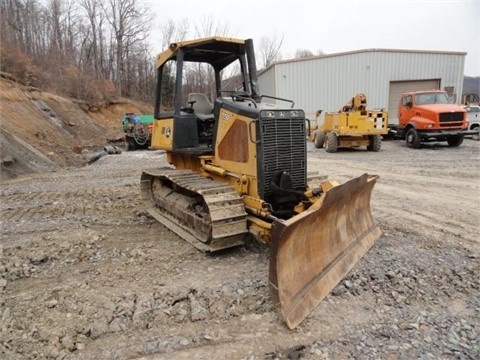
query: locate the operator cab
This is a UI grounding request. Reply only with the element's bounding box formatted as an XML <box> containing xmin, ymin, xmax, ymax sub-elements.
<box><xmin>152</xmin><ymin>37</ymin><xmax>260</xmax><ymax>153</ymax></box>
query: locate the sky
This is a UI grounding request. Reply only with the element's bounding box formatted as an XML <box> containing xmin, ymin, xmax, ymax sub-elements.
<box><xmin>142</xmin><ymin>0</ymin><xmax>480</xmax><ymax>76</ymax></box>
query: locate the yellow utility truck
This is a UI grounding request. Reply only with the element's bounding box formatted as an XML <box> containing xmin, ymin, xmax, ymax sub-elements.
<box><xmin>313</xmin><ymin>93</ymin><xmax>388</xmax><ymax>152</ymax></box>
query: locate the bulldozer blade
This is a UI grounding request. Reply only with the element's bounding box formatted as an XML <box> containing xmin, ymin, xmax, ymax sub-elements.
<box><xmin>269</xmin><ymin>173</ymin><xmax>381</xmax><ymax>329</ymax></box>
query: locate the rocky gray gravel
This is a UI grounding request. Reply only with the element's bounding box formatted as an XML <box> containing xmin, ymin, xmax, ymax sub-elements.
<box><xmin>1</xmin><ymin>140</ymin><xmax>479</xmax><ymax>359</ymax></box>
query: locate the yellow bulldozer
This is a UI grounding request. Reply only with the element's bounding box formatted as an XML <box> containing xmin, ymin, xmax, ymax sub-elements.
<box><xmin>313</xmin><ymin>93</ymin><xmax>388</xmax><ymax>152</ymax></box>
<box><xmin>141</xmin><ymin>37</ymin><xmax>382</xmax><ymax>329</ymax></box>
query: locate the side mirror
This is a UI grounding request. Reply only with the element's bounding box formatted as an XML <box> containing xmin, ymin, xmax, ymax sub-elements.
<box><xmin>406</xmin><ymin>101</ymin><xmax>413</xmax><ymax>108</ymax></box>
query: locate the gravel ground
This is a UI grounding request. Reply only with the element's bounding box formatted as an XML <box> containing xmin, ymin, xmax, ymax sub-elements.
<box><xmin>1</xmin><ymin>139</ymin><xmax>479</xmax><ymax>360</ymax></box>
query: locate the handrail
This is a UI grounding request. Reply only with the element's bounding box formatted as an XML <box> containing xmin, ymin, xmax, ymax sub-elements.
<box><xmin>248</xmin><ymin>120</ymin><xmax>260</xmax><ymax>144</ymax></box>
<box><xmin>260</xmin><ymin>95</ymin><xmax>295</xmax><ymax>108</ymax></box>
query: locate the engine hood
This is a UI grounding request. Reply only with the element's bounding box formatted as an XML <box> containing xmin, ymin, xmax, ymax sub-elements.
<box><xmin>415</xmin><ymin>104</ymin><xmax>466</xmax><ymax>113</ymax></box>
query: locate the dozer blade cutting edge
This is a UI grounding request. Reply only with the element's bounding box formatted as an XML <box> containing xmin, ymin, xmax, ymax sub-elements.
<box><xmin>269</xmin><ymin>173</ymin><xmax>381</xmax><ymax>329</ymax></box>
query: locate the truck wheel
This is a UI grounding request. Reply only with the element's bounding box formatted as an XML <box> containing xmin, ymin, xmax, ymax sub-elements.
<box><xmin>314</xmin><ymin>130</ymin><xmax>325</xmax><ymax>148</ymax></box>
<box><xmin>406</xmin><ymin>128</ymin><xmax>421</xmax><ymax>149</ymax></box>
<box><xmin>471</xmin><ymin>126</ymin><xmax>479</xmax><ymax>141</ymax></box>
<box><xmin>367</xmin><ymin>135</ymin><xmax>382</xmax><ymax>151</ymax></box>
<box><xmin>447</xmin><ymin>135</ymin><xmax>464</xmax><ymax>147</ymax></box>
<box><xmin>325</xmin><ymin>132</ymin><xmax>338</xmax><ymax>153</ymax></box>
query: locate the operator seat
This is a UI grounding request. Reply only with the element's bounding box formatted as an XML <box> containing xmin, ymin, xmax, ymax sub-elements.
<box><xmin>187</xmin><ymin>93</ymin><xmax>214</xmax><ymax>121</ymax></box>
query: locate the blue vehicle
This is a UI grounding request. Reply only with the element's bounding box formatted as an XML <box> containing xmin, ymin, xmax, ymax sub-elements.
<box><xmin>122</xmin><ymin>113</ymin><xmax>153</xmax><ymax>150</ymax></box>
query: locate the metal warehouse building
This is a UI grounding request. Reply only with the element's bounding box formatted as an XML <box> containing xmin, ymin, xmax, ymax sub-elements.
<box><xmin>257</xmin><ymin>49</ymin><xmax>466</xmax><ymax>125</ymax></box>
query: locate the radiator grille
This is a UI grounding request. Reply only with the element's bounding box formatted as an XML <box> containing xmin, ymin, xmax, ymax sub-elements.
<box><xmin>258</xmin><ymin>117</ymin><xmax>306</xmax><ymax>198</ymax></box>
<box><xmin>439</xmin><ymin>112</ymin><xmax>464</xmax><ymax>127</ymax></box>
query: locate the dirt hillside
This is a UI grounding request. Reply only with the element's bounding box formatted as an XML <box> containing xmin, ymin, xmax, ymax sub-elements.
<box><xmin>0</xmin><ymin>77</ymin><xmax>152</xmax><ymax>180</ymax></box>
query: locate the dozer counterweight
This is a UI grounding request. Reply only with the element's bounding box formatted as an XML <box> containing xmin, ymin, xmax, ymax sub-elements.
<box><xmin>142</xmin><ymin>37</ymin><xmax>382</xmax><ymax>328</ymax></box>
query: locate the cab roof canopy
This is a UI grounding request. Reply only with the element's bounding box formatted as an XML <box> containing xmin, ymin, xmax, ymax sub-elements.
<box><xmin>156</xmin><ymin>37</ymin><xmax>246</xmax><ymax>70</ymax></box>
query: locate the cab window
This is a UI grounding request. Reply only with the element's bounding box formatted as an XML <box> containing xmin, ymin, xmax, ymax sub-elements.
<box><xmin>403</xmin><ymin>95</ymin><xmax>412</xmax><ymax>107</ymax></box>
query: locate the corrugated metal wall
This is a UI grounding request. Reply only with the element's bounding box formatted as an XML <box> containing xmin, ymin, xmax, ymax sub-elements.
<box><xmin>258</xmin><ymin>66</ymin><xmax>275</xmax><ymax>104</ymax></box>
<box><xmin>258</xmin><ymin>50</ymin><xmax>466</xmax><ymax>121</ymax></box>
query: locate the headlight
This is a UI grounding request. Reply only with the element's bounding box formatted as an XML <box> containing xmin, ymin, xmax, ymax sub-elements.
<box><xmin>260</xmin><ymin>110</ymin><xmax>305</xmax><ymax>119</ymax></box>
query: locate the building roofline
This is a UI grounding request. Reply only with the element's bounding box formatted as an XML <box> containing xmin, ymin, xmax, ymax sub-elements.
<box><xmin>258</xmin><ymin>48</ymin><xmax>468</xmax><ymax>75</ymax></box>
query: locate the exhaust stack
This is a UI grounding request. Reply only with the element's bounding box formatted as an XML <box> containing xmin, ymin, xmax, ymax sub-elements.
<box><xmin>245</xmin><ymin>39</ymin><xmax>260</xmax><ymax>101</ymax></box>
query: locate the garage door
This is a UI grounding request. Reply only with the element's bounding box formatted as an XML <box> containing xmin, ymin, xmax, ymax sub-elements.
<box><xmin>388</xmin><ymin>80</ymin><xmax>440</xmax><ymax>125</ymax></box>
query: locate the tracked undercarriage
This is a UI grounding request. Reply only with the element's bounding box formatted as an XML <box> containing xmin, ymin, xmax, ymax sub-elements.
<box><xmin>141</xmin><ymin>168</ymin><xmax>248</xmax><ymax>252</ymax></box>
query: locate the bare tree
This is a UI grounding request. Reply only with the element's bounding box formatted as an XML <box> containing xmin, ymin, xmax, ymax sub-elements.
<box><xmin>1</xmin><ymin>0</ymin><xmax>48</xmax><ymax>57</ymax></box>
<box><xmin>78</xmin><ymin>0</ymin><xmax>105</xmax><ymax>77</ymax></box>
<box><xmin>102</xmin><ymin>0</ymin><xmax>152</xmax><ymax>96</ymax></box>
<box><xmin>295</xmin><ymin>49</ymin><xmax>314</xmax><ymax>59</ymax></box>
<box><xmin>258</xmin><ymin>33</ymin><xmax>283</xmax><ymax>69</ymax></box>
<box><xmin>48</xmin><ymin>0</ymin><xmax>64</xmax><ymax>53</ymax></box>
<box><xmin>159</xmin><ymin>18</ymin><xmax>188</xmax><ymax>49</ymax></box>
<box><xmin>193</xmin><ymin>15</ymin><xmax>231</xmax><ymax>38</ymax></box>
<box><xmin>175</xmin><ymin>16</ymin><xmax>234</xmax><ymax>101</ymax></box>
<box><xmin>0</xmin><ymin>0</ymin><xmax>153</xmax><ymax>102</ymax></box>
<box><xmin>62</xmin><ymin>0</ymin><xmax>83</xmax><ymax>63</ymax></box>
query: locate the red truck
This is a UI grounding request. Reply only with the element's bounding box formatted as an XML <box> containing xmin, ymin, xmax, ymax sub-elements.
<box><xmin>397</xmin><ymin>90</ymin><xmax>476</xmax><ymax>148</ymax></box>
